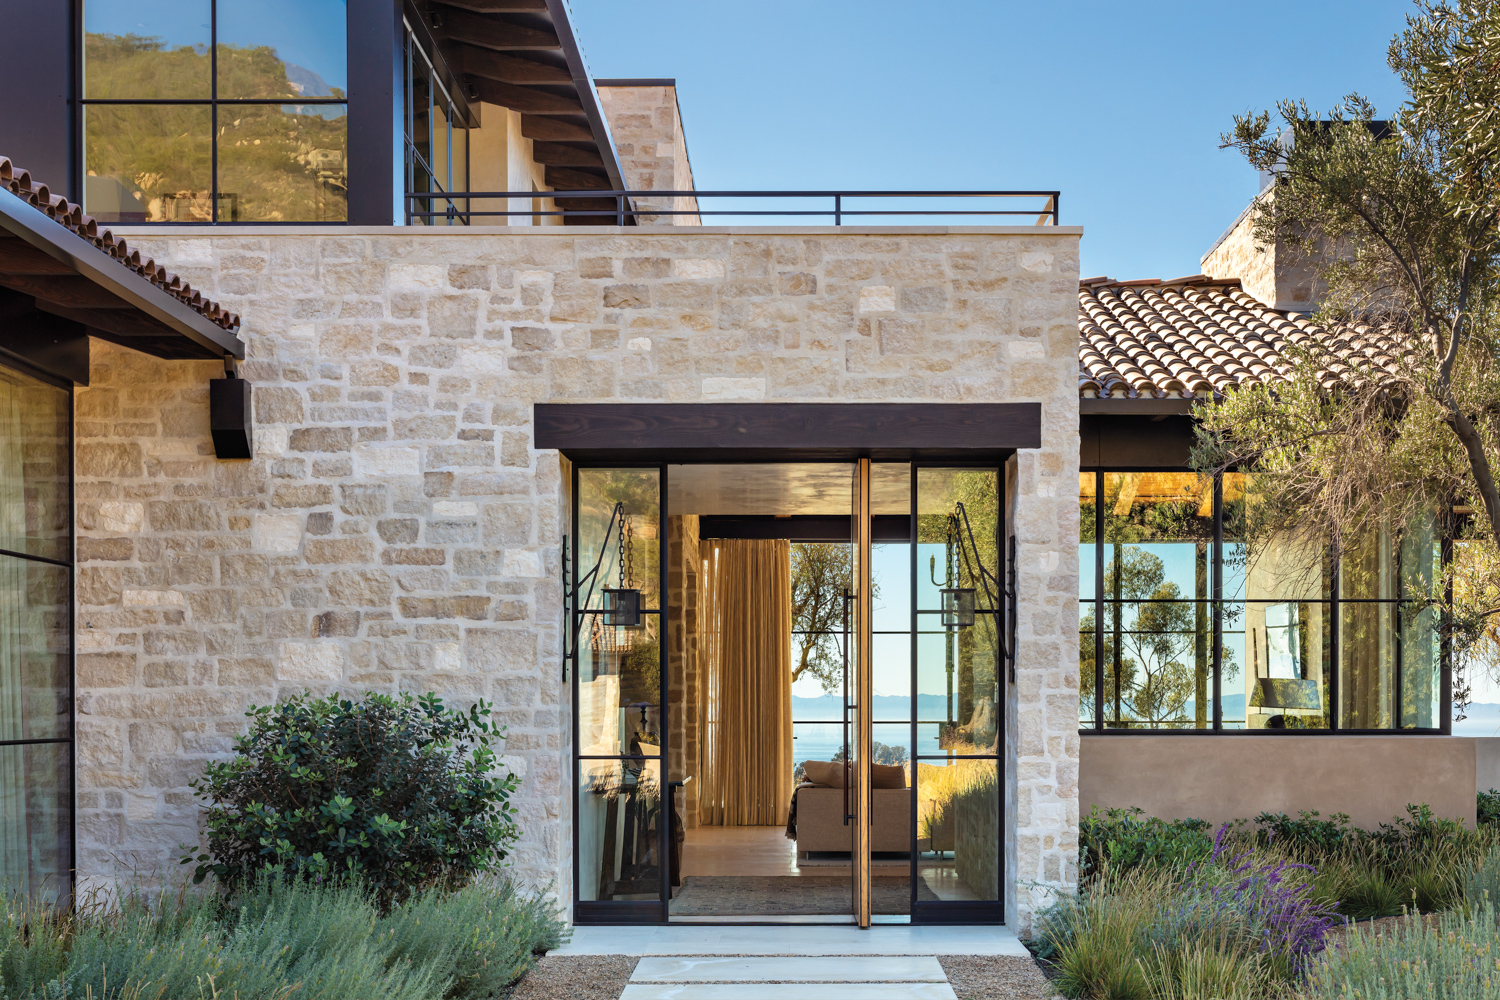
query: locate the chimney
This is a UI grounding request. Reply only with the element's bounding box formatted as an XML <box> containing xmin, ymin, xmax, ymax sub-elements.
<box><xmin>1201</xmin><ymin>121</ymin><xmax>1391</xmax><ymax>312</ymax></box>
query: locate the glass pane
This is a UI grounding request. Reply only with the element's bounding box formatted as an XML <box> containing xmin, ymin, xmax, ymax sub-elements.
<box><xmin>1340</xmin><ymin>601</ymin><xmax>1396</xmax><ymax>729</ymax></box>
<box><xmin>579</xmin><ymin>615</ymin><xmax>661</xmax><ymax>757</ymax></box>
<box><xmin>1079</xmin><ymin>472</ymin><xmax>1096</xmax><ymax>601</ymax></box>
<box><xmin>872</xmin><ymin>631</ymin><xmax>910</xmax><ymax>703</ymax></box>
<box><xmin>1079</xmin><ymin>602</ymin><xmax>1096</xmax><ymax>728</ymax></box>
<box><xmin>1401</xmin><ymin>603</ymin><xmax>1440</xmax><ymax>729</ymax></box>
<box><xmin>1341</xmin><ymin>529</ymin><xmax>1398</xmax><ymax>599</ymax></box>
<box><xmin>916</xmin><ymin>614</ymin><xmax>999</xmax><ymax>750</ymax></box>
<box><xmin>1103</xmin><ymin>473</ymin><xmax>1212</xmax><ymax>603</ymax></box>
<box><xmin>84</xmin><ymin>0</ymin><xmax>210</xmax><ymax>99</ymax></box>
<box><xmin>1223</xmin><ymin>601</ymin><xmax>1331</xmax><ymax>730</ymax></box>
<box><xmin>216</xmin><ymin>104</ymin><xmax>348</xmax><ymax>222</ymax></box>
<box><xmin>0</xmin><ymin>742</ymin><xmax>71</xmax><ymax>903</ymax></box>
<box><xmin>85</xmin><ymin>104</ymin><xmax>212</xmax><ymax>223</ymax></box>
<box><xmin>0</xmin><ymin>366</ymin><xmax>69</xmax><ymax>563</ymax></box>
<box><xmin>916</xmin><ymin>469</ymin><xmax>999</xmax><ymax>612</ymax></box>
<box><xmin>577</xmin><ymin>757</ymin><xmax>662</xmax><ymax>901</ymax></box>
<box><xmin>1096</xmin><ymin>601</ymin><xmax>1214</xmax><ymax>729</ymax></box>
<box><xmin>871</xmin><ymin>541</ymin><xmax>909</xmax><ymax>633</ymax></box>
<box><xmin>432</xmin><ymin>98</ymin><xmax>452</xmax><ymax>196</ymax></box>
<box><xmin>579</xmin><ymin>469</ymin><xmax>661</xmax><ymax>611</ymax></box>
<box><xmin>914</xmin><ymin>758</ymin><xmax>998</xmax><ymax>902</ymax></box>
<box><xmin>1223</xmin><ymin>474</ymin><xmax>1330</xmax><ymax>601</ymax></box>
<box><xmin>216</xmin><ymin>0</ymin><xmax>348</xmax><ymax>99</ymax></box>
<box><xmin>0</xmin><ymin>559</ymin><xmax>70</xmax><ymax>743</ymax></box>
<box><xmin>411</xmin><ymin>62</ymin><xmax>433</xmax><ymax>179</ymax></box>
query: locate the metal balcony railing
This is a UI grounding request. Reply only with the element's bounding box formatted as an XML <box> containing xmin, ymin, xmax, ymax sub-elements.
<box><xmin>403</xmin><ymin>189</ymin><xmax>1060</xmax><ymax>227</ymax></box>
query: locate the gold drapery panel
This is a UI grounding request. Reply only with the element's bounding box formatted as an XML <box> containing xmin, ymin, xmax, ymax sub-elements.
<box><xmin>697</xmin><ymin>539</ymin><xmax>793</xmax><ymax>826</ymax></box>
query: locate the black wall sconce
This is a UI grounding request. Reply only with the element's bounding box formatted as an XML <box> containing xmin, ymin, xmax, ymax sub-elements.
<box><xmin>209</xmin><ymin>358</ymin><xmax>253</xmax><ymax>459</ymax></box>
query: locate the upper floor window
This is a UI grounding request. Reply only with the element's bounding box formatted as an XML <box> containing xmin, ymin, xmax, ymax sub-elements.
<box><xmin>1079</xmin><ymin>470</ymin><xmax>1442</xmax><ymax>733</ymax></box>
<box><xmin>403</xmin><ymin>22</ymin><xmax>469</xmax><ymax>226</ymax></box>
<box><xmin>81</xmin><ymin>0</ymin><xmax>348</xmax><ymax>223</ymax></box>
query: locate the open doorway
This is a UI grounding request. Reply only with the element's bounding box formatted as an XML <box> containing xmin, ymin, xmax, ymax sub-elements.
<box><xmin>570</xmin><ymin>461</ymin><xmax>1005</xmax><ymax>924</ymax></box>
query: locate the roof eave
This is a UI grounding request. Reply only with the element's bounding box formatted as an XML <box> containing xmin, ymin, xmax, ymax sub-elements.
<box><xmin>0</xmin><ymin>187</ymin><xmax>245</xmax><ymax>360</ymax></box>
<box><xmin>544</xmin><ymin>0</ymin><xmax>629</xmax><ymax>194</ymax></box>
<box><xmin>1079</xmin><ymin>397</ymin><xmax>1197</xmax><ymax>416</ymax></box>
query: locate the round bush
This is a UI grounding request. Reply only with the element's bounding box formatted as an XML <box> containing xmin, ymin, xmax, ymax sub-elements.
<box><xmin>184</xmin><ymin>691</ymin><xmax>520</xmax><ymax>903</ymax></box>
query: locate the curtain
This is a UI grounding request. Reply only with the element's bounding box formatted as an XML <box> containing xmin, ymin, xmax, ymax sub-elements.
<box><xmin>697</xmin><ymin>539</ymin><xmax>793</xmax><ymax>826</ymax></box>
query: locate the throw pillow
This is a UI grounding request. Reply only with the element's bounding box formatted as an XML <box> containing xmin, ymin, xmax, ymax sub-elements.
<box><xmin>871</xmin><ymin>763</ymin><xmax>906</xmax><ymax>789</ymax></box>
<box><xmin>801</xmin><ymin>760</ymin><xmax>847</xmax><ymax>788</ymax></box>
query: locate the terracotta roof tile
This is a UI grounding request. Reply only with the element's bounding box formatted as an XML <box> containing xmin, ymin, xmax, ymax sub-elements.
<box><xmin>1077</xmin><ymin>279</ymin><xmax>1408</xmax><ymax>400</ymax></box>
<box><xmin>0</xmin><ymin>156</ymin><xmax>239</xmax><ymax>333</ymax></box>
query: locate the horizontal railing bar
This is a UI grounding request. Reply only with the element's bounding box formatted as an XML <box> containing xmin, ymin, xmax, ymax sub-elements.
<box><xmin>407</xmin><ymin>189</ymin><xmax>1059</xmax><ymax>199</ymax></box>
<box><xmin>408</xmin><ymin>208</ymin><xmax>1049</xmax><ymax>217</ymax></box>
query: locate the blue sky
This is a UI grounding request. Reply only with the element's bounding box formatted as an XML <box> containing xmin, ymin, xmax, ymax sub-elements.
<box><xmin>570</xmin><ymin>0</ymin><xmax>1412</xmax><ymax>280</ymax></box>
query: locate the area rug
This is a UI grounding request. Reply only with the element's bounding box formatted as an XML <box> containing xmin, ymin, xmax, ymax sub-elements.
<box><xmin>670</xmin><ymin>875</ymin><xmax>939</xmax><ymax>915</ymax></box>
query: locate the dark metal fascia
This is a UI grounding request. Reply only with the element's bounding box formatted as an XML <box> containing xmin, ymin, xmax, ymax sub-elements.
<box><xmin>1079</xmin><ymin>397</ymin><xmax>1195</xmax><ymax>416</ymax></box>
<box><xmin>543</xmin><ymin>0</ymin><xmax>630</xmax><ymax>196</ymax></box>
<box><xmin>0</xmin><ymin>188</ymin><xmax>246</xmax><ymax>360</ymax></box>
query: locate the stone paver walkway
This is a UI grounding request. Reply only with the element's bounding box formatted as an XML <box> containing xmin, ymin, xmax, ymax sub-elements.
<box><xmin>619</xmin><ymin>956</ymin><xmax>957</xmax><ymax>999</ymax></box>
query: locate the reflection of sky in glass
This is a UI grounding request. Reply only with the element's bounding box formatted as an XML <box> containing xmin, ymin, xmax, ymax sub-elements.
<box><xmin>85</xmin><ymin>0</ymin><xmax>347</xmax><ymax>90</ymax></box>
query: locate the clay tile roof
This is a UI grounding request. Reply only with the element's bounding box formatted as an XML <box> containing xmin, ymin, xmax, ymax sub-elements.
<box><xmin>0</xmin><ymin>155</ymin><xmax>239</xmax><ymax>333</ymax></box>
<box><xmin>1077</xmin><ymin>279</ymin><xmax>1409</xmax><ymax>401</ymax></box>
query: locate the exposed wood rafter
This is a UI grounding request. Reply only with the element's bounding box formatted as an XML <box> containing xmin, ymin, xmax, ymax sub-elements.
<box><xmin>520</xmin><ymin>115</ymin><xmax>595</xmax><ymax>141</ymax></box>
<box><xmin>430</xmin><ymin>7</ymin><xmax>560</xmax><ymax>50</ymax></box>
<box><xmin>530</xmin><ymin>140</ymin><xmax>605</xmax><ymax>168</ymax></box>
<box><xmin>456</xmin><ymin>46</ymin><xmax>571</xmax><ymax>84</ymax></box>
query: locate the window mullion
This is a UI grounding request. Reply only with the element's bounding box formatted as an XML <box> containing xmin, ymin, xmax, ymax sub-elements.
<box><xmin>1212</xmin><ymin>474</ymin><xmax>1223</xmax><ymax>730</ymax></box>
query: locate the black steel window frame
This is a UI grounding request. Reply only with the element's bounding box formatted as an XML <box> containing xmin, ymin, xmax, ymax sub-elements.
<box><xmin>0</xmin><ymin>356</ymin><xmax>75</xmax><ymax>899</ymax></box>
<box><xmin>569</xmin><ymin>462</ymin><xmax>669</xmax><ymax>925</ymax></box>
<box><xmin>907</xmin><ymin>460</ymin><xmax>1005</xmax><ymax>925</ymax></box>
<box><xmin>1080</xmin><ymin>467</ymin><xmax>1450</xmax><ymax>735</ymax></box>
<box><xmin>75</xmin><ymin>1</ymin><xmax>348</xmax><ymax>225</ymax></box>
<box><xmin>401</xmin><ymin>19</ymin><xmax>469</xmax><ymax>228</ymax></box>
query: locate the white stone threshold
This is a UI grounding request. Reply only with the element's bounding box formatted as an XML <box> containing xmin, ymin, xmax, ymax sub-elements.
<box><xmin>552</xmin><ymin>923</ymin><xmax>1029</xmax><ymax>957</ymax></box>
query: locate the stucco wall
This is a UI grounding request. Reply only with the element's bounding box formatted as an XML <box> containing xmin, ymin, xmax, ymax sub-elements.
<box><xmin>1080</xmin><ymin>735</ymin><xmax>1478</xmax><ymax>829</ymax></box>
<box><xmin>77</xmin><ymin>224</ymin><xmax>1081</xmax><ymax>931</ymax></box>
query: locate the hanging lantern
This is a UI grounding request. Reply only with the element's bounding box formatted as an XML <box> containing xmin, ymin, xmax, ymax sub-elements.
<box><xmin>601</xmin><ymin>587</ymin><xmax>642</xmax><ymax>627</ymax></box>
<box><xmin>941</xmin><ymin>586</ymin><xmax>976</xmax><ymax>628</ymax></box>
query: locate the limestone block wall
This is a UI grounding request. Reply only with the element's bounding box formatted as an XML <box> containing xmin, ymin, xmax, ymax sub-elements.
<box><xmin>597</xmin><ymin>83</ymin><xmax>700</xmax><ymax>225</ymax></box>
<box><xmin>81</xmin><ymin>224</ymin><xmax>1081</xmax><ymax>931</ymax></box>
<box><xmin>1200</xmin><ymin>198</ymin><xmax>1322</xmax><ymax>312</ymax></box>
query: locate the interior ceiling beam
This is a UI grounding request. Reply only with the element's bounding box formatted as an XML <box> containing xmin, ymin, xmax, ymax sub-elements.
<box><xmin>431</xmin><ymin>0</ymin><xmax>546</xmax><ymax>11</ymax></box>
<box><xmin>520</xmin><ymin>114</ymin><xmax>594</xmax><ymax>141</ymax></box>
<box><xmin>529</xmin><ymin>140</ymin><xmax>605</xmax><ymax>168</ymax></box>
<box><xmin>466</xmin><ymin>78</ymin><xmax>581</xmax><ymax>114</ymax></box>
<box><xmin>0</xmin><ymin>272</ymin><xmax>131</xmax><ymax>310</ymax></box>
<box><xmin>544</xmin><ymin>166</ymin><xmax>610</xmax><ymax>191</ymax></box>
<box><xmin>431</xmin><ymin>7</ymin><xmax>560</xmax><ymax>50</ymax></box>
<box><xmin>456</xmin><ymin>46</ymin><xmax>571</xmax><ymax>84</ymax></box>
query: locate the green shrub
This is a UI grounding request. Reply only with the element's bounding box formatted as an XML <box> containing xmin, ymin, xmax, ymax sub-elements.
<box><xmin>185</xmin><ymin>691</ymin><xmax>520</xmax><ymax>904</ymax></box>
<box><xmin>0</xmin><ymin>876</ymin><xmax>566</xmax><ymax>1000</ymax></box>
<box><xmin>1078</xmin><ymin>807</ymin><xmax>1213</xmax><ymax>878</ymax></box>
<box><xmin>1479</xmin><ymin>788</ymin><xmax>1500</xmax><ymax>826</ymax></box>
<box><xmin>1255</xmin><ymin>810</ymin><xmax>1352</xmax><ymax>853</ymax></box>
<box><xmin>1300</xmin><ymin>900</ymin><xmax>1500</xmax><ymax>999</ymax></box>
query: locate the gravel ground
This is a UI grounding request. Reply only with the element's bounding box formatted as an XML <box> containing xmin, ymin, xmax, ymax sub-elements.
<box><xmin>505</xmin><ymin>955</ymin><xmax>639</xmax><ymax>1000</ymax></box>
<box><xmin>939</xmin><ymin>955</ymin><xmax>1065</xmax><ymax>1000</ymax></box>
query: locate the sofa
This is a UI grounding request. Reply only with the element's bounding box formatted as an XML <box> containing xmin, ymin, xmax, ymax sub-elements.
<box><xmin>793</xmin><ymin>786</ymin><xmax>912</xmax><ymax>854</ymax></box>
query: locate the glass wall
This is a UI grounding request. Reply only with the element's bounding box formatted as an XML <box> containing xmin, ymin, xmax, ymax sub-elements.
<box><xmin>404</xmin><ymin>22</ymin><xmax>470</xmax><ymax>226</ymax></box>
<box><xmin>1080</xmin><ymin>469</ymin><xmax>1442</xmax><ymax>733</ymax></box>
<box><xmin>0</xmin><ymin>364</ymin><xmax>72</xmax><ymax>902</ymax></box>
<box><xmin>82</xmin><ymin>0</ymin><xmax>348</xmax><ymax>222</ymax></box>
<box><xmin>574</xmin><ymin>468</ymin><xmax>664</xmax><ymax>904</ymax></box>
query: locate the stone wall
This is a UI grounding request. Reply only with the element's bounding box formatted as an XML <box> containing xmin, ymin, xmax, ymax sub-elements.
<box><xmin>1200</xmin><ymin>197</ymin><xmax>1322</xmax><ymax>312</ymax></box>
<box><xmin>597</xmin><ymin>84</ymin><xmax>700</xmax><ymax>225</ymax></box>
<box><xmin>81</xmin><ymin>224</ymin><xmax>1081</xmax><ymax>931</ymax></box>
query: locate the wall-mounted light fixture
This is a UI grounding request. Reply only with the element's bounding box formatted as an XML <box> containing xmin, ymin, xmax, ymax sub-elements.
<box><xmin>209</xmin><ymin>357</ymin><xmax>253</xmax><ymax>459</ymax></box>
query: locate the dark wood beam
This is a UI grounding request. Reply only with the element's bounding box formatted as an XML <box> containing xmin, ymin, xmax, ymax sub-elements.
<box><xmin>456</xmin><ymin>46</ymin><xmax>571</xmax><ymax>84</ymax></box>
<box><xmin>530</xmin><ymin>140</ymin><xmax>605</xmax><ymax>168</ymax></box>
<box><xmin>466</xmin><ymin>78</ymin><xmax>582</xmax><ymax>114</ymax></box>
<box><xmin>435</xmin><ymin>0</ymin><xmax>546</xmax><ymax>11</ymax></box>
<box><xmin>0</xmin><ymin>236</ymin><xmax>74</xmax><ymax>275</ymax></box>
<box><xmin>533</xmin><ymin>403</ymin><xmax>1043</xmax><ymax>459</ymax></box>
<box><xmin>545</xmin><ymin>166</ymin><xmax>609</xmax><ymax>191</ymax></box>
<box><xmin>520</xmin><ymin>114</ymin><xmax>594</xmax><ymax>141</ymax></box>
<box><xmin>431</xmin><ymin>7</ymin><xmax>560</xmax><ymax>50</ymax></box>
<box><xmin>0</xmin><ymin>273</ymin><xmax>131</xmax><ymax>309</ymax></box>
<box><xmin>32</xmin><ymin>302</ymin><xmax>180</xmax><ymax>340</ymax></box>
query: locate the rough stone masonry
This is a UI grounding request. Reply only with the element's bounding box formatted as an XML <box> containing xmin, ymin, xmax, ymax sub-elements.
<box><xmin>75</xmin><ymin>225</ymin><xmax>1081</xmax><ymax>932</ymax></box>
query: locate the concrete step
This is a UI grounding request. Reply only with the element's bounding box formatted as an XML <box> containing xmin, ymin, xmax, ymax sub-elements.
<box><xmin>631</xmin><ymin>956</ymin><xmax>947</xmax><ymax>983</ymax></box>
<box><xmin>620</xmin><ymin>985</ymin><xmax>959</xmax><ymax>1000</ymax></box>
